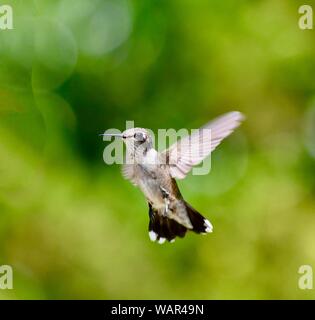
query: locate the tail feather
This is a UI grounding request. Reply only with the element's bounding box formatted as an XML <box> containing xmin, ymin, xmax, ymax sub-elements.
<box><xmin>148</xmin><ymin>201</ymin><xmax>212</xmax><ymax>244</ymax></box>
<box><xmin>184</xmin><ymin>201</ymin><xmax>213</xmax><ymax>234</ymax></box>
<box><xmin>148</xmin><ymin>203</ymin><xmax>187</xmax><ymax>243</ymax></box>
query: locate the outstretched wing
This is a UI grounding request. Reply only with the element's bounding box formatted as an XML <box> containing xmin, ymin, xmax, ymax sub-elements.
<box><xmin>161</xmin><ymin>111</ymin><xmax>245</xmax><ymax>179</ymax></box>
<box><xmin>121</xmin><ymin>163</ymin><xmax>138</xmax><ymax>185</ymax></box>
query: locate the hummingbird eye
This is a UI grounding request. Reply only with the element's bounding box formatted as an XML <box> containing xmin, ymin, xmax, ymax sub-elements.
<box><xmin>134</xmin><ymin>132</ymin><xmax>146</xmax><ymax>142</ymax></box>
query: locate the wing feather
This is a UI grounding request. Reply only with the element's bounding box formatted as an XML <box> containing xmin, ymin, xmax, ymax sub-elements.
<box><xmin>161</xmin><ymin>111</ymin><xmax>245</xmax><ymax>179</ymax></box>
<box><xmin>121</xmin><ymin>163</ymin><xmax>138</xmax><ymax>185</ymax></box>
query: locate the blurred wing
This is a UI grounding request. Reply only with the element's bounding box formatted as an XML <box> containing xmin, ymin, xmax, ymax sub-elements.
<box><xmin>121</xmin><ymin>164</ymin><xmax>138</xmax><ymax>186</ymax></box>
<box><xmin>161</xmin><ymin>111</ymin><xmax>245</xmax><ymax>179</ymax></box>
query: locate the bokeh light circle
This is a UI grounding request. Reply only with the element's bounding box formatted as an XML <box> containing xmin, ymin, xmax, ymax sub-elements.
<box><xmin>78</xmin><ymin>0</ymin><xmax>132</xmax><ymax>56</ymax></box>
<box><xmin>303</xmin><ymin>99</ymin><xmax>315</xmax><ymax>160</ymax></box>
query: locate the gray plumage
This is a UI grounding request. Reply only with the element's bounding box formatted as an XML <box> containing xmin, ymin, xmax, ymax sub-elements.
<box><xmin>102</xmin><ymin>111</ymin><xmax>245</xmax><ymax>244</ymax></box>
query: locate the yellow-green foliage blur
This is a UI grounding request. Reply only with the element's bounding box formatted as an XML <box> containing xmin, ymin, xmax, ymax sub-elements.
<box><xmin>0</xmin><ymin>0</ymin><xmax>315</xmax><ymax>299</ymax></box>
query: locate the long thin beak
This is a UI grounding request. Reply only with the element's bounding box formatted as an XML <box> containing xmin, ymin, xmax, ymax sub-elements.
<box><xmin>99</xmin><ymin>133</ymin><xmax>123</xmax><ymax>138</ymax></box>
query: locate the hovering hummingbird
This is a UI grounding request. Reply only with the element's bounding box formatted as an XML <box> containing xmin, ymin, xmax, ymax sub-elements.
<box><xmin>101</xmin><ymin>111</ymin><xmax>244</xmax><ymax>244</ymax></box>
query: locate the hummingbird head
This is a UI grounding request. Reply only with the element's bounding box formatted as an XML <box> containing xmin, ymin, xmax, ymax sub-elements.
<box><xmin>121</xmin><ymin>128</ymin><xmax>152</xmax><ymax>154</ymax></box>
<box><xmin>101</xmin><ymin>127</ymin><xmax>152</xmax><ymax>157</ymax></box>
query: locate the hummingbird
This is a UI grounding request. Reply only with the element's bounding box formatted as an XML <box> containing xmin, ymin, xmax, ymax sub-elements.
<box><xmin>101</xmin><ymin>111</ymin><xmax>244</xmax><ymax>244</ymax></box>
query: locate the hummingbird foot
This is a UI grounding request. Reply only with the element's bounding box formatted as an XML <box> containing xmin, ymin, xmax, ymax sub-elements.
<box><xmin>160</xmin><ymin>186</ymin><xmax>169</xmax><ymax>198</ymax></box>
<box><xmin>164</xmin><ymin>198</ymin><xmax>170</xmax><ymax>216</ymax></box>
<box><xmin>160</xmin><ymin>186</ymin><xmax>170</xmax><ymax>216</ymax></box>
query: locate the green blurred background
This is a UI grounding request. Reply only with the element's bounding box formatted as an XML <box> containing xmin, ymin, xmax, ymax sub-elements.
<box><xmin>0</xmin><ymin>0</ymin><xmax>315</xmax><ymax>299</ymax></box>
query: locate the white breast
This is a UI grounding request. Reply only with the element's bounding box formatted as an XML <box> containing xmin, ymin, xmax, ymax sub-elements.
<box><xmin>137</xmin><ymin>148</ymin><xmax>164</xmax><ymax>205</ymax></box>
<box><xmin>142</xmin><ymin>148</ymin><xmax>159</xmax><ymax>166</ymax></box>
